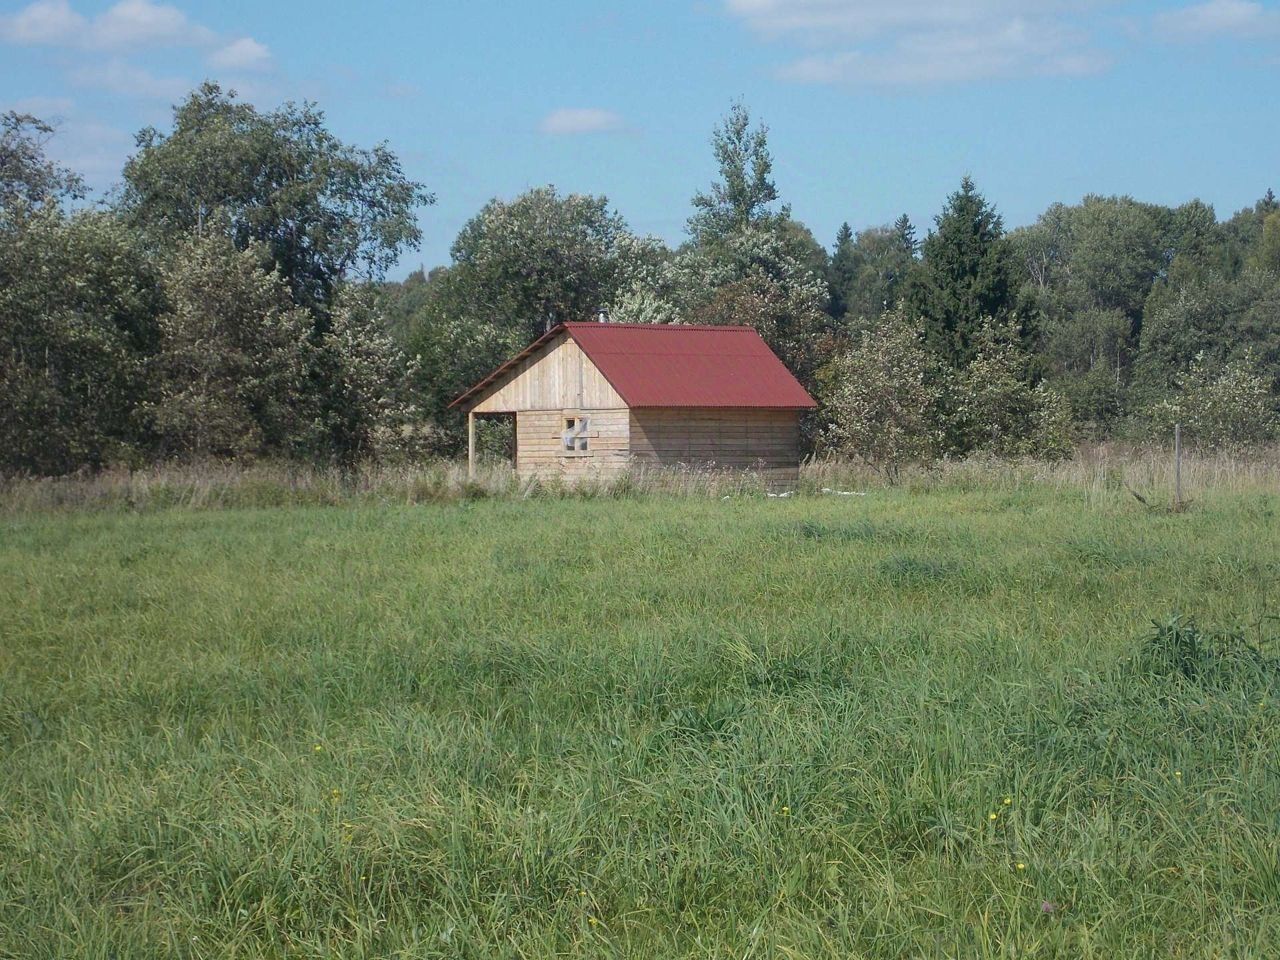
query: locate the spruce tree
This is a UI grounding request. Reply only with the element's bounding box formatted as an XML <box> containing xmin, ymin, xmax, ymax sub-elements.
<box><xmin>827</xmin><ymin>222</ymin><xmax>857</xmax><ymax>319</ymax></box>
<box><xmin>912</xmin><ymin>177</ymin><xmax>1016</xmax><ymax>365</ymax></box>
<box><xmin>893</xmin><ymin>214</ymin><xmax>917</xmax><ymax>257</ymax></box>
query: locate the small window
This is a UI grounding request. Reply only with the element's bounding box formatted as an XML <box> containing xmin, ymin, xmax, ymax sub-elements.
<box><xmin>563</xmin><ymin>416</ymin><xmax>590</xmax><ymax>453</ymax></box>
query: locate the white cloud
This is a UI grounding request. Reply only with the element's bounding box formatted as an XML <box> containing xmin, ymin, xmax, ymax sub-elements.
<box><xmin>1154</xmin><ymin>0</ymin><xmax>1280</xmax><ymax>39</ymax></box>
<box><xmin>779</xmin><ymin>17</ymin><xmax>1110</xmax><ymax>86</ymax></box>
<box><xmin>90</xmin><ymin>0</ymin><xmax>214</xmax><ymax>50</ymax></box>
<box><xmin>538</xmin><ymin>108</ymin><xmax>624</xmax><ymax>135</ymax></box>
<box><xmin>724</xmin><ymin>0</ymin><xmax>1115</xmax><ymax>87</ymax></box>
<box><xmin>69</xmin><ymin>58</ymin><xmax>186</xmax><ymax>99</ymax></box>
<box><xmin>1</xmin><ymin>1</ymin><xmax>276</xmax><ymax>103</ymax></box>
<box><xmin>726</xmin><ymin>0</ymin><xmax>1061</xmax><ymax>39</ymax></box>
<box><xmin>0</xmin><ymin>0</ymin><xmax>85</xmax><ymax>45</ymax></box>
<box><xmin>207</xmin><ymin>36</ymin><xmax>272</xmax><ymax>71</ymax></box>
<box><xmin>1</xmin><ymin>0</ymin><xmax>217</xmax><ymax>50</ymax></box>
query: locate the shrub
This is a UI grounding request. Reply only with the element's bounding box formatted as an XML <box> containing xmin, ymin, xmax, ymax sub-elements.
<box><xmin>1142</xmin><ymin>351</ymin><xmax>1277</xmax><ymax>449</ymax></box>
<box><xmin>816</xmin><ymin>307</ymin><xmax>944</xmax><ymax>480</ymax></box>
<box><xmin>145</xmin><ymin>236</ymin><xmax>315</xmax><ymax>459</ymax></box>
<box><xmin>950</xmin><ymin>317</ymin><xmax>1074</xmax><ymax>459</ymax></box>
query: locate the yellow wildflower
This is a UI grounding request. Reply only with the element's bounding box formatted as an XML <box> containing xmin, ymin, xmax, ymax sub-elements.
<box><xmin>988</xmin><ymin>812</ymin><xmax>998</xmax><ymax>821</ymax></box>
<box><xmin>1003</xmin><ymin>796</ymin><xmax>1012</xmax><ymax>806</ymax></box>
<box><xmin>1016</xmin><ymin>863</ymin><xmax>1026</xmax><ymax>871</ymax></box>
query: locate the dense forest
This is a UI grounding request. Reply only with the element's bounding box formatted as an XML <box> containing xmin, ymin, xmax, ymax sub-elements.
<box><xmin>3</xmin><ymin>85</ymin><xmax>1277</xmax><ymax>477</ymax></box>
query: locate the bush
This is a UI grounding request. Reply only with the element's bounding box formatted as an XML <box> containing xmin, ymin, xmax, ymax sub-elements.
<box><xmin>0</xmin><ymin>206</ymin><xmax>161</xmax><ymax>474</ymax></box>
<box><xmin>950</xmin><ymin>317</ymin><xmax>1074</xmax><ymax>459</ymax></box>
<box><xmin>1141</xmin><ymin>351</ymin><xmax>1277</xmax><ymax>449</ymax></box>
<box><xmin>816</xmin><ymin>307</ymin><xmax>944</xmax><ymax>480</ymax></box>
<box><xmin>145</xmin><ymin>236</ymin><xmax>315</xmax><ymax>459</ymax></box>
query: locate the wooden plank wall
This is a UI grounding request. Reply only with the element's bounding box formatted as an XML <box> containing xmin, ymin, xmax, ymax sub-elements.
<box><xmin>515</xmin><ymin>408</ymin><xmax>631</xmax><ymax>480</ymax></box>
<box><xmin>629</xmin><ymin>408</ymin><xmax>801</xmax><ymax>479</ymax></box>
<box><xmin>472</xmin><ymin>335</ymin><xmax>624</xmax><ymax>413</ymax></box>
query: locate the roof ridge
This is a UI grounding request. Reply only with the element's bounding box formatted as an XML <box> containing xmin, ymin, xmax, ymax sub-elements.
<box><xmin>561</xmin><ymin>322</ymin><xmax>757</xmax><ymax>332</ymax></box>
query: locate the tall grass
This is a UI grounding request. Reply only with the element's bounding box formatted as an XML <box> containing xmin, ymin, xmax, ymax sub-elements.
<box><xmin>2</xmin><ymin>443</ymin><xmax>1277</xmax><ymax>514</ymax></box>
<box><xmin>2</xmin><ymin>475</ymin><xmax>1278</xmax><ymax>956</ymax></box>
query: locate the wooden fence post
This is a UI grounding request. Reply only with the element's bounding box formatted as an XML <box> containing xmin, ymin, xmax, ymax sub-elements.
<box><xmin>1174</xmin><ymin>422</ymin><xmax>1182</xmax><ymax>508</ymax></box>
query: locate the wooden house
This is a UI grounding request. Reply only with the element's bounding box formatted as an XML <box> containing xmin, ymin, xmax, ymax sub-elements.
<box><xmin>450</xmin><ymin>322</ymin><xmax>816</xmax><ymax>482</ymax></box>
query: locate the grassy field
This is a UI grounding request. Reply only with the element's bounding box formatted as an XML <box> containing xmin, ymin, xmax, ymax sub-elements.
<box><xmin>2</xmin><ymin>475</ymin><xmax>1279</xmax><ymax>957</ymax></box>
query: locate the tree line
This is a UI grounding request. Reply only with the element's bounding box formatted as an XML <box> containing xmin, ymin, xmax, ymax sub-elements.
<box><xmin>3</xmin><ymin>88</ymin><xmax>1277</xmax><ymax>477</ymax></box>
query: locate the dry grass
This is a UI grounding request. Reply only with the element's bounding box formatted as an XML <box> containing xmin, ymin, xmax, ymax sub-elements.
<box><xmin>1</xmin><ymin>443</ymin><xmax>1276</xmax><ymax>515</ymax></box>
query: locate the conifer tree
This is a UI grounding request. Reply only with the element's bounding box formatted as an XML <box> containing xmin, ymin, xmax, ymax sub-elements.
<box><xmin>827</xmin><ymin>222</ymin><xmax>856</xmax><ymax>319</ymax></box>
<box><xmin>893</xmin><ymin>214</ymin><xmax>917</xmax><ymax>257</ymax></box>
<box><xmin>911</xmin><ymin>177</ymin><xmax>1016</xmax><ymax>364</ymax></box>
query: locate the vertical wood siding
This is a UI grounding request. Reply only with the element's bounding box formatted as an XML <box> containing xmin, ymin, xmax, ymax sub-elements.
<box><xmin>471</xmin><ymin>334</ymin><xmax>624</xmax><ymax>413</ymax></box>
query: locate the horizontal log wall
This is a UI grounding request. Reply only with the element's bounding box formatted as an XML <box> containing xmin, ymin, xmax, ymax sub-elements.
<box><xmin>629</xmin><ymin>408</ymin><xmax>801</xmax><ymax>477</ymax></box>
<box><xmin>512</xmin><ymin>406</ymin><xmax>802</xmax><ymax>483</ymax></box>
<box><xmin>515</xmin><ymin>408</ymin><xmax>631</xmax><ymax>480</ymax></box>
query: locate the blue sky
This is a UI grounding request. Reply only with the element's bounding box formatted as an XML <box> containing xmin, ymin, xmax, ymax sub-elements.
<box><xmin>2</xmin><ymin>0</ymin><xmax>1278</xmax><ymax>277</ymax></box>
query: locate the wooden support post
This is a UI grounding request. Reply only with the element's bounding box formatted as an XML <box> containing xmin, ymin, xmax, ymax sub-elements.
<box><xmin>467</xmin><ymin>411</ymin><xmax>476</xmax><ymax>480</ymax></box>
<box><xmin>1174</xmin><ymin>422</ymin><xmax>1182</xmax><ymax>508</ymax></box>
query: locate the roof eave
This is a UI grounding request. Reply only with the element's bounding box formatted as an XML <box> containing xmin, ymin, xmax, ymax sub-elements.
<box><xmin>627</xmin><ymin>402</ymin><xmax>817</xmax><ymax>410</ymax></box>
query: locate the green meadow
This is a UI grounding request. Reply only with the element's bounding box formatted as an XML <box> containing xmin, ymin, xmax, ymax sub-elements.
<box><xmin>2</xmin><ymin>481</ymin><xmax>1279</xmax><ymax>957</ymax></box>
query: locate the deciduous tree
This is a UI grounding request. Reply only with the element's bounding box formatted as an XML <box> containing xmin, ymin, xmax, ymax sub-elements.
<box><xmin>444</xmin><ymin>186</ymin><xmax>635</xmax><ymax>342</ymax></box>
<box><xmin>0</xmin><ymin>206</ymin><xmax>161</xmax><ymax>474</ymax></box>
<box><xmin>1136</xmin><ymin>266</ymin><xmax>1280</xmax><ymax>398</ymax></box>
<box><xmin>399</xmin><ymin>187</ymin><xmax>659</xmax><ymax>448</ymax></box>
<box><xmin>951</xmin><ymin>318</ymin><xmax>1073</xmax><ymax>458</ymax></box>
<box><xmin>121</xmin><ymin>83</ymin><xmax>433</xmax><ymax>317</ymax></box>
<box><xmin>688</xmin><ymin>101</ymin><xmax>784</xmax><ymax>247</ymax></box>
<box><xmin>831</xmin><ymin>220</ymin><xmax>918</xmax><ymax>331</ymax></box>
<box><xmin>1</xmin><ymin>112</ymin><xmax>84</xmax><ymax>210</ymax></box>
<box><xmin>146</xmin><ymin>236</ymin><xmax>315</xmax><ymax>459</ymax></box>
<box><xmin>678</xmin><ymin>104</ymin><xmax>828</xmax><ymax>386</ymax></box>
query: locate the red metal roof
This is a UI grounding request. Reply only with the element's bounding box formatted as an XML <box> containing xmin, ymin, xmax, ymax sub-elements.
<box><xmin>450</xmin><ymin>322</ymin><xmax>816</xmax><ymax>411</ymax></box>
<box><xmin>567</xmin><ymin>323</ymin><xmax>816</xmax><ymax>408</ymax></box>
